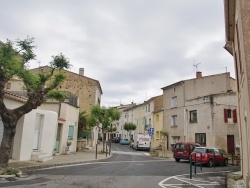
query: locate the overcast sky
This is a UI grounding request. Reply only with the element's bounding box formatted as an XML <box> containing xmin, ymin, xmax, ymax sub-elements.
<box><xmin>0</xmin><ymin>0</ymin><xmax>234</xmax><ymax>107</ymax></box>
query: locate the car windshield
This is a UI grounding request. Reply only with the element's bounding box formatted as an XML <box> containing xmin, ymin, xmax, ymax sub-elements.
<box><xmin>175</xmin><ymin>144</ymin><xmax>186</xmax><ymax>150</ymax></box>
<box><xmin>193</xmin><ymin>148</ymin><xmax>206</xmax><ymax>153</ymax></box>
<box><xmin>123</xmin><ymin>139</ymin><xmax>128</xmax><ymax>141</ymax></box>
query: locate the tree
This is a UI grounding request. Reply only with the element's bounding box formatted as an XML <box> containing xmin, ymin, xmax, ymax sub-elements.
<box><xmin>124</xmin><ymin>122</ymin><xmax>136</xmax><ymax>140</ymax></box>
<box><xmin>78</xmin><ymin>111</ymin><xmax>89</xmax><ymax>139</ymax></box>
<box><xmin>0</xmin><ymin>37</ymin><xmax>71</xmax><ymax>169</ymax></box>
<box><xmin>87</xmin><ymin>105</ymin><xmax>120</xmax><ymax>151</ymax></box>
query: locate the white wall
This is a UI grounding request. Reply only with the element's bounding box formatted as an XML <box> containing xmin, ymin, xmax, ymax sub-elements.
<box><xmin>12</xmin><ymin>109</ymin><xmax>57</xmax><ymax>161</ymax></box>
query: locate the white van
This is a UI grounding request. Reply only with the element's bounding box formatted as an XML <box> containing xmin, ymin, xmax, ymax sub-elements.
<box><xmin>133</xmin><ymin>134</ymin><xmax>151</xmax><ymax>151</ymax></box>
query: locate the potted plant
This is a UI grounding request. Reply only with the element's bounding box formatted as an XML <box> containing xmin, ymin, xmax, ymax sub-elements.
<box><xmin>65</xmin><ymin>141</ymin><xmax>72</xmax><ymax>154</ymax></box>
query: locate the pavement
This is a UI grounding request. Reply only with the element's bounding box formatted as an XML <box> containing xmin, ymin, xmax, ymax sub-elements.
<box><xmin>3</xmin><ymin>145</ymin><xmax>246</xmax><ymax>187</ymax></box>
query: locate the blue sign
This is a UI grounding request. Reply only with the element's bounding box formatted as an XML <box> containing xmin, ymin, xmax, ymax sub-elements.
<box><xmin>149</xmin><ymin>128</ymin><xmax>154</xmax><ymax>136</ymax></box>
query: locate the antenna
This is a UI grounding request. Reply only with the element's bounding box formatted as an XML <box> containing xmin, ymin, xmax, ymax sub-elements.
<box><xmin>37</xmin><ymin>61</ymin><xmax>41</xmax><ymax>67</ymax></box>
<box><xmin>219</xmin><ymin>67</ymin><xmax>228</xmax><ymax>72</ymax></box>
<box><xmin>193</xmin><ymin>62</ymin><xmax>201</xmax><ymax>73</ymax></box>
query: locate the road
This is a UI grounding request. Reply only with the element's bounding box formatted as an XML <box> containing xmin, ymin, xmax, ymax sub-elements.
<box><xmin>0</xmin><ymin>143</ymin><xmax>240</xmax><ymax>188</ymax></box>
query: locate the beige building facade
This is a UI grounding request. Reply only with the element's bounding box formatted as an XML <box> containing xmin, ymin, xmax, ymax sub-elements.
<box><xmin>32</xmin><ymin>66</ymin><xmax>102</xmax><ymax>114</ymax></box>
<box><xmin>224</xmin><ymin>0</ymin><xmax>250</xmax><ymax>186</ymax></box>
<box><xmin>162</xmin><ymin>72</ymin><xmax>239</xmax><ymax>154</ymax></box>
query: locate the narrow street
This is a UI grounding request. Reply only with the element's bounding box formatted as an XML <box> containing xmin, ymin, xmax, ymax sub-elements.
<box><xmin>0</xmin><ymin>143</ymin><xmax>240</xmax><ymax>188</ymax></box>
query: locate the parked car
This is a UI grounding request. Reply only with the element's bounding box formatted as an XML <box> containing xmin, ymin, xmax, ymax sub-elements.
<box><xmin>173</xmin><ymin>142</ymin><xmax>200</xmax><ymax>162</ymax></box>
<box><xmin>120</xmin><ymin>139</ymin><xmax>130</xmax><ymax>145</ymax></box>
<box><xmin>133</xmin><ymin>134</ymin><xmax>151</xmax><ymax>151</ymax></box>
<box><xmin>190</xmin><ymin>147</ymin><xmax>228</xmax><ymax>167</ymax></box>
<box><xmin>112</xmin><ymin>137</ymin><xmax>120</xmax><ymax>143</ymax></box>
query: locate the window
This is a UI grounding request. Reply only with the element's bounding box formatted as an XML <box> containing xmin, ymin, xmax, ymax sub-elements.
<box><xmin>171</xmin><ymin>97</ymin><xmax>177</xmax><ymax>108</ymax></box>
<box><xmin>195</xmin><ymin>133</ymin><xmax>206</xmax><ymax>146</ymax></box>
<box><xmin>156</xmin><ymin>115</ymin><xmax>159</xmax><ymax>122</ymax></box>
<box><xmin>171</xmin><ymin>115</ymin><xmax>178</xmax><ymax>126</ymax></box>
<box><xmin>148</xmin><ymin>104</ymin><xmax>150</xmax><ymax>112</ymax></box>
<box><xmin>224</xmin><ymin>109</ymin><xmax>237</xmax><ymax>123</ymax></box>
<box><xmin>6</xmin><ymin>83</ymin><xmax>11</xmax><ymax>89</ymax></box>
<box><xmin>68</xmin><ymin>125</ymin><xmax>74</xmax><ymax>140</ymax></box>
<box><xmin>190</xmin><ymin>110</ymin><xmax>197</xmax><ymax>123</ymax></box>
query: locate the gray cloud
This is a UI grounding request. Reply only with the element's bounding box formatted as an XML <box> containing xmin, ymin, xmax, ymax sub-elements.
<box><xmin>0</xmin><ymin>0</ymin><xmax>234</xmax><ymax>107</ymax></box>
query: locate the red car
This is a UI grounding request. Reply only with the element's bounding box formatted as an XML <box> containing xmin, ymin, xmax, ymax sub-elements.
<box><xmin>190</xmin><ymin>147</ymin><xmax>228</xmax><ymax>167</ymax></box>
<box><xmin>173</xmin><ymin>142</ymin><xmax>200</xmax><ymax>162</ymax></box>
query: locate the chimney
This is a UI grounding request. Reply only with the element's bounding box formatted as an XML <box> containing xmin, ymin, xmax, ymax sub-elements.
<box><xmin>196</xmin><ymin>71</ymin><xmax>202</xmax><ymax>78</ymax></box>
<box><xmin>79</xmin><ymin>68</ymin><xmax>84</xmax><ymax>76</ymax></box>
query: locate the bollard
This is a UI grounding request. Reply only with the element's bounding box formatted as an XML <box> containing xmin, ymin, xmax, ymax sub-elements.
<box><xmin>190</xmin><ymin>155</ymin><xmax>192</xmax><ymax>179</ymax></box>
<box><xmin>194</xmin><ymin>153</ymin><xmax>196</xmax><ymax>174</ymax></box>
<box><xmin>221</xmin><ymin>153</ymin><xmax>224</xmax><ymax>166</ymax></box>
<box><xmin>213</xmin><ymin>153</ymin><xmax>215</xmax><ymax>169</ymax></box>
<box><xmin>106</xmin><ymin>141</ymin><xmax>108</xmax><ymax>157</ymax></box>
<box><xmin>200</xmin><ymin>152</ymin><xmax>202</xmax><ymax>171</ymax></box>
<box><xmin>109</xmin><ymin>140</ymin><xmax>111</xmax><ymax>155</ymax></box>
<box><xmin>95</xmin><ymin>143</ymin><xmax>97</xmax><ymax>159</ymax></box>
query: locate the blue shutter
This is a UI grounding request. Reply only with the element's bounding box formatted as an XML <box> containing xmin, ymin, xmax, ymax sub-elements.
<box><xmin>68</xmin><ymin>125</ymin><xmax>74</xmax><ymax>140</ymax></box>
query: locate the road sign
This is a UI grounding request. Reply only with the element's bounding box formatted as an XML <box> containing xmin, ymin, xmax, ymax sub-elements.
<box><xmin>149</xmin><ymin>128</ymin><xmax>154</xmax><ymax>136</ymax></box>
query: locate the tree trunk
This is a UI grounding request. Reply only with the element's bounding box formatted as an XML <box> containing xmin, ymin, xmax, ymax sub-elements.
<box><xmin>0</xmin><ymin>125</ymin><xmax>16</xmax><ymax>169</ymax></box>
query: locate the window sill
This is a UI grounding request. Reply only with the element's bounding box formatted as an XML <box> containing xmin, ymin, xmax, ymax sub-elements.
<box><xmin>189</xmin><ymin>121</ymin><xmax>197</xmax><ymax>124</ymax></box>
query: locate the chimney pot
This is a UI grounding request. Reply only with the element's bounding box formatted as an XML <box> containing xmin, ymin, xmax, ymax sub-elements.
<box><xmin>196</xmin><ymin>71</ymin><xmax>202</xmax><ymax>78</ymax></box>
<box><xmin>79</xmin><ymin>68</ymin><xmax>84</xmax><ymax>76</ymax></box>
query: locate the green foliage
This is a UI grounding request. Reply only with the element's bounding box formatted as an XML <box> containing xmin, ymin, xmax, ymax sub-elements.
<box><xmin>87</xmin><ymin>105</ymin><xmax>121</xmax><ymax>132</ymax></box>
<box><xmin>50</xmin><ymin>53</ymin><xmax>71</xmax><ymax>70</ymax></box>
<box><xmin>46</xmin><ymin>90</ymin><xmax>67</xmax><ymax>101</ymax></box>
<box><xmin>161</xmin><ymin>131</ymin><xmax>169</xmax><ymax>138</ymax></box>
<box><xmin>1</xmin><ymin>167</ymin><xmax>20</xmax><ymax>177</ymax></box>
<box><xmin>78</xmin><ymin>111</ymin><xmax>89</xmax><ymax>138</ymax></box>
<box><xmin>108</xmin><ymin>127</ymin><xmax>116</xmax><ymax>132</ymax></box>
<box><xmin>124</xmin><ymin>122</ymin><xmax>136</xmax><ymax>132</ymax></box>
<box><xmin>67</xmin><ymin>141</ymin><xmax>72</xmax><ymax>147</ymax></box>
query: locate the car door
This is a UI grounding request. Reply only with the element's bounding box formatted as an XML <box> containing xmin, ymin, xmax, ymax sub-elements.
<box><xmin>214</xmin><ymin>149</ymin><xmax>223</xmax><ymax>164</ymax></box>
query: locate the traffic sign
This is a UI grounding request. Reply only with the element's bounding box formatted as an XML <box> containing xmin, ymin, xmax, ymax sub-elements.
<box><xmin>149</xmin><ymin>128</ymin><xmax>154</xmax><ymax>136</ymax></box>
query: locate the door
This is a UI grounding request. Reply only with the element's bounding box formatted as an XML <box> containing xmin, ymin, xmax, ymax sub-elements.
<box><xmin>55</xmin><ymin>124</ymin><xmax>62</xmax><ymax>153</ymax></box>
<box><xmin>227</xmin><ymin>135</ymin><xmax>235</xmax><ymax>155</ymax></box>
<box><xmin>33</xmin><ymin>114</ymin><xmax>43</xmax><ymax>150</ymax></box>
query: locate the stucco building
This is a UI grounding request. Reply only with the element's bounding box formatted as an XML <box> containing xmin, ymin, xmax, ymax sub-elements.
<box><xmin>162</xmin><ymin>72</ymin><xmax>239</xmax><ymax>154</ymax></box>
<box><xmin>224</xmin><ymin>0</ymin><xmax>250</xmax><ymax>186</ymax></box>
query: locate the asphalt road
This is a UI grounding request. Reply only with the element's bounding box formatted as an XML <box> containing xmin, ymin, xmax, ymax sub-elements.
<box><xmin>0</xmin><ymin>143</ymin><xmax>240</xmax><ymax>188</ymax></box>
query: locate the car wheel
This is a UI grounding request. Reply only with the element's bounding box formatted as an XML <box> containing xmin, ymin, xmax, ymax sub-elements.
<box><xmin>223</xmin><ymin>159</ymin><xmax>228</xmax><ymax>166</ymax></box>
<box><xmin>175</xmin><ymin>158</ymin><xmax>180</xmax><ymax>162</ymax></box>
<box><xmin>207</xmin><ymin>159</ymin><xmax>214</xmax><ymax>167</ymax></box>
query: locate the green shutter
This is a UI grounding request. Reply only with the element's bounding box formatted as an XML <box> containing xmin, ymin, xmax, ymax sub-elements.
<box><xmin>68</xmin><ymin>125</ymin><xmax>74</xmax><ymax>140</ymax></box>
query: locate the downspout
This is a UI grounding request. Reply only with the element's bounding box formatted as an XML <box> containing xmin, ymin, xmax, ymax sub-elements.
<box><xmin>181</xmin><ymin>81</ymin><xmax>187</xmax><ymax>141</ymax></box>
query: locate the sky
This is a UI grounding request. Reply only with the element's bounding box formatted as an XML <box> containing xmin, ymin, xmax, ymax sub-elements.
<box><xmin>0</xmin><ymin>0</ymin><xmax>235</xmax><ymax>107</ymax></box>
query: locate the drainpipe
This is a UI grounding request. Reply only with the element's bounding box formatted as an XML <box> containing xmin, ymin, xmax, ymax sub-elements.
<box><xmin>181</xmin><ymin>81</ymin><xmax>187</xmax><ymax>141</ymax></box>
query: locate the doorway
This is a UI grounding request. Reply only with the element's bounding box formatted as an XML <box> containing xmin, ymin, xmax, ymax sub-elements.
<box><xmin>227</xmin><ymin>135</ymin><xmax>235</xmax><ymax>154</ymax></box>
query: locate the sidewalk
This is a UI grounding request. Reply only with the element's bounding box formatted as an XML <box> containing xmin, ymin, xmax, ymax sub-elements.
<box><xmin>8</xmin><ymin>144</ymin><xmax>111</xmax><ymax>171</ymax></box>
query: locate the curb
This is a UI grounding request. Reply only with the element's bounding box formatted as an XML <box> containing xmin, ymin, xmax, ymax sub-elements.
<box><xmin>19</xmin><ymin>154</ymin><xmax>114</xmax><ymax>172</ymax></box>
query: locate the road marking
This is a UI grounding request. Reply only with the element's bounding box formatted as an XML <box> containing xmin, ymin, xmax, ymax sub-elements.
<box><xmin>112</xmin><ymin>150</ymin><xmax>151</xmax><ymax>156</ymax></box>
<box><xmin>158</xmin><ymin>171</ymin><xmax>230</xmax><ymax>188</ymax></box>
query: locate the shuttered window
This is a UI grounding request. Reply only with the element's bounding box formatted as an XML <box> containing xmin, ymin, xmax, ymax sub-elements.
<box><xmin>224</xmin><ymin>109</ymin><xmax>237</xmax><ymax>123</ymax></box>
<box><xmin>68</xmin><ymin>125</ymin><xmax>74</xmax><ymax>140</ymax></box>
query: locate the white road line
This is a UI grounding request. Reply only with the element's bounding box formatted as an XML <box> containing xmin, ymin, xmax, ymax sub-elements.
<box><xmin>158</xmin><ymin>171</ymin><xmax>230</xmax><ymax>188</ymax></box>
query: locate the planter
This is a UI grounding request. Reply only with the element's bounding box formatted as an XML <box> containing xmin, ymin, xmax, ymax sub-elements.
<box><xmin>65</xmin><ymin>150</ymin><xmax>70</xmax><ymax>155</ymax></box>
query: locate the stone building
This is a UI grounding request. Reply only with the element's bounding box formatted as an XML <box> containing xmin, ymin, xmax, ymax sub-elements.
<box><xmin>162</xmin><ymin>72</ymin><xmax>239</xmax><ymax>154</ymax></box>
<box><xmin>224</xmin><ymin>0</ymin><xmax>250</xmax><ymax>186</ymax></box>
<box><xmin>32</xmin><ymin>66</ymin><xmax>102</xmax><ymax>114</ymax></box>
